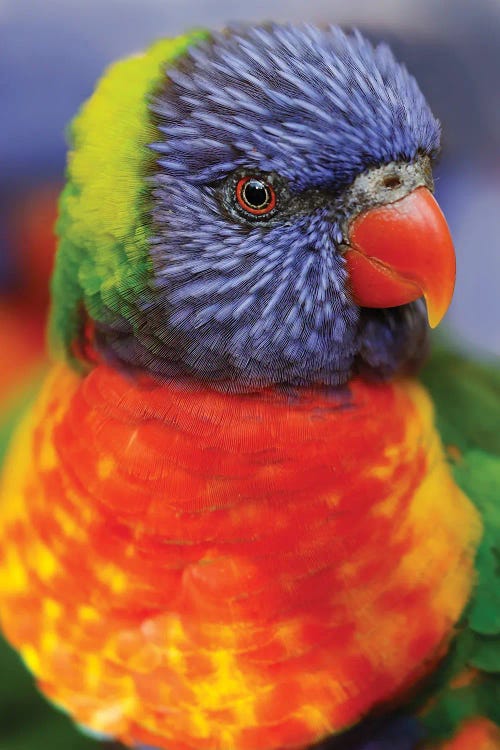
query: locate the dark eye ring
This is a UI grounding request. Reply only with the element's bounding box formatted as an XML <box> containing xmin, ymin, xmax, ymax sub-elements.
<box><xmin>235</xmin><ymin>176</ymin><xmax>277</xmax><ymax>215</ymax></box>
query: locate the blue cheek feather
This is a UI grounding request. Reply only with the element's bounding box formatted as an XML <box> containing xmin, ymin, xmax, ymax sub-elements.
<box><xmin>94</xmin><ymin>24</ymin><xmax>439</xmax><ymax>390</ymax></box>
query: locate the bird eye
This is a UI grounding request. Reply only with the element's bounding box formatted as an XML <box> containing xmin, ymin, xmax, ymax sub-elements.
<box><xmin>235</xmin><ymin>176</ymin><xmax>277</xmax><ymax>216</ymax></box>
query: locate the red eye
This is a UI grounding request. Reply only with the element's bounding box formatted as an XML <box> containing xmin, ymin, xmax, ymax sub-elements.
<box><xmin>235</xmin><ymin>176</ymin><xmax>277</xmax><ymax>215</ymax></box>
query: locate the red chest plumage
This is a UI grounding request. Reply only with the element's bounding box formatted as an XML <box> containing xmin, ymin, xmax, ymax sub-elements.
<box><xmin>0</xmin><ymin>364</ymin><xmax>480</xmax><ymax>750</ymax></box>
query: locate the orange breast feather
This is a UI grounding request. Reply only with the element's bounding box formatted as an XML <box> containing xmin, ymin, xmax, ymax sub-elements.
<box><xmin>0</xmin><ymin>364</ymin><xmax>481</xmax><ymax>750</ymax></box>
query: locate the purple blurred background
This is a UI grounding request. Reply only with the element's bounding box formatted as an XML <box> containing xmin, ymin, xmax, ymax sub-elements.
<box><xmin>1</xmin><ymin>0</ymin><xmax>499</xmax><ymax>355</ymax></box>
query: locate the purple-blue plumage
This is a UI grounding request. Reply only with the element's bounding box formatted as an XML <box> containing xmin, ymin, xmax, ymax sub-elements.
<box><xmin>152</xmin><ymin>25</ymin><xmax>439</xmax><ymax>187</ymax></box>
<box><xmin>315</xmin><ymin>714</ymin><xmax>423</xmax><ymax>750</ymax></box>
<box><xmin>95</xmin><ymin>24</ymin><xmax>437</xmax><ymax>390</ymax></box>
<box><xmin>139</xmin><ymin>714</ymin><xmax>423</xmax><ymax>750</ymax></box>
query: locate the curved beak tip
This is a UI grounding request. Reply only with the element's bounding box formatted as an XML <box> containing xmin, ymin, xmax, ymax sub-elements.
<box><xmin>425</xmin><ymin>279</ymin><xmax>456</xmax><ymax>330</ymax></box>
<box><xmin>346</xmin><ymin>186</ymin><xmax>456</xmax><ymax>328</ymax></box>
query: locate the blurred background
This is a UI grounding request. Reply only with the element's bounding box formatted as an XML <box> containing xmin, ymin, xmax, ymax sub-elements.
<box><xmin>0</xmin><ymin>0</ymin><xmax>499</xmax><ymax>747</ymax></box>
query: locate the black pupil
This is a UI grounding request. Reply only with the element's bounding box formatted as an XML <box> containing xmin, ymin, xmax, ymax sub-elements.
<box><xmin>243</xmin><ymin>179</ymin><xmax>271</xmax><ymax>209</ymax></box>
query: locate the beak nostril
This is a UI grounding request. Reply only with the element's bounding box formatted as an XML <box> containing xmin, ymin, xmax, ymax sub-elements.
<box><xmin>382</xmin><ymin>175</ymin><xmax>402</xmax><ymax>189</ymax></box>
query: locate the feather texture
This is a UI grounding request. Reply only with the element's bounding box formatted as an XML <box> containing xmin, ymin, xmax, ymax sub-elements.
<box><xmin>0</xmin><ymin>22</ymin><xmax>498</xmax><ymax>750</ymax></box>
<box><xmin>0</xmin><ymin>362</ymin><xmax>480</xmax><ymax>749</ymax></box>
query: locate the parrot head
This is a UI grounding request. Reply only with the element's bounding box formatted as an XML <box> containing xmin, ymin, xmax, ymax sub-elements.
<box><xmin>51</xmin><ymin>24</ymin><xmax>455</xmax><ymax>390</ymax></box>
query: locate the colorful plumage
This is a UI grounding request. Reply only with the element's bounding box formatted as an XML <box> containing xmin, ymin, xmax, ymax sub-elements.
<box><xmin>0</xmin><ymin>23</ymin><xmax>499</xmax><ymax>750</ymax></box>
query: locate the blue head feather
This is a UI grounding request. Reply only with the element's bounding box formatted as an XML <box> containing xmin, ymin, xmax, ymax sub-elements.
<box><xmin>95</xmin><ymin>24</ymin><xmax>438</xmax><ymax>389</ymax></box>
<box><xmin>151</xmin><ymin>24</ymin><xmax>439</xmax><ymax>187</ymax></box>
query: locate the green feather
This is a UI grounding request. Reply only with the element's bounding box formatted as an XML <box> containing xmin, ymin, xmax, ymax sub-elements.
<box><xmin>416</xmin><ymin>348</ymin><xmax>500</xmax><ymax>739</ymax></box>
<box><xmin>49</xmin><ymin>30</ymin><xmax>208</xmax><ymax>365</ymax></box>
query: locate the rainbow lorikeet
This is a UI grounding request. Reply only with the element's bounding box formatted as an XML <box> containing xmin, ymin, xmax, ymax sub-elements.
<box><xmin>0</xmin><ymin>23</ymin><xmax>499</xmax><ymax>750</ymax></box>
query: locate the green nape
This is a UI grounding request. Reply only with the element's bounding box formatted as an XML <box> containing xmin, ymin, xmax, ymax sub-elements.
<box><xmin>49</xmin><ymin>29</ymin><xmax>208</xmax><ymax>365</ymax></box>
<box><xmin>422</xmin><ymin>348</ymin><xmax>500</xmax><ymax>456</ymax></box>
<box><xmin>415</xmin><ymin>349</ymin><xmax>500</xmax><ymax>741</ymax></box>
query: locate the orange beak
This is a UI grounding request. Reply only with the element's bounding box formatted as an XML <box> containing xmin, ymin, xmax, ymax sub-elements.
<box><xmin>344</xmin><ymin>187</ymin><xmax>456</xmax><ymax>328</ymax></box>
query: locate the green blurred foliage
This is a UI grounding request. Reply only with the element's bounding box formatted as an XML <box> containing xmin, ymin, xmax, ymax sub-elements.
<box><xmin>0</xmin><ymin>635</ymin><xmax>122</xmax><ymax>749</ymax></box>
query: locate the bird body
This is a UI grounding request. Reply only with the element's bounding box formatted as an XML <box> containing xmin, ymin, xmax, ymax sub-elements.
<box><xmin>0</xmin><ymin>361</ymin><xmax>480</xmax><ymax>749</ymax></box>
<box><xmin>0</xmin><ymin>23</ymin><xmax>499</xmax><ymax>750</ymax></box>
